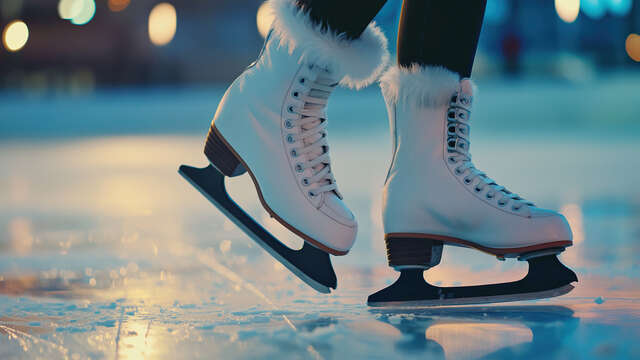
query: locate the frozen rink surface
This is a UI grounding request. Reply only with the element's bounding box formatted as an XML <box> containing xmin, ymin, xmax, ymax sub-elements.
<box><xmin>1</xmin><ymin>78</ymin><xmax>639</xmax><ymax>359</ymax></box>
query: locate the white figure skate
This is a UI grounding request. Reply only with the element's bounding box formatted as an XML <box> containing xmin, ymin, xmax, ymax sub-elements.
<box><xmin>368</xmin><ymin>64</ymin><xmax>577</xmax><ymax>306</ymax></box>
<box><xmin>180</xmin><ymin>0</ymin><xmax>389</xmax><ymax>293</ymax></box>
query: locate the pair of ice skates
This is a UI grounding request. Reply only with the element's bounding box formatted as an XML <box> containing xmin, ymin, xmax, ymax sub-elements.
<box><xmin>180</xmin><ymin>0</ymin><xmax>577</xmax><ymax>306</ymax></box>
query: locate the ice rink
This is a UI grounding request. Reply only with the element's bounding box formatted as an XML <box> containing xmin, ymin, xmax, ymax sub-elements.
<box><xmin>1</xmin><ymin>77</ymin><xmax>639</xmax><ymax>359</ymax></box>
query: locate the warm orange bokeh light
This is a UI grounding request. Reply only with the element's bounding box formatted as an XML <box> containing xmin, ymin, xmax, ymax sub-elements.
<box><xmin>148</xmin><ymin>3</ymin><xmax>177</xmax><ymax>46</ymax></box>
<box><xmin>2</xmin><ymin>20</ymin><xmax>29</xmax><ymax>52</ymax></box>
<box><xmin>626</xmin><ymin>33</ymin><xmax>640</xmax><ymax>62</ymax></box>
<box><xmin>555</xmin><ymin>0</ymin><xmax>580</xmax><ymax>23</ymax></box>
<box><xmin>108</xmin><ymin>0</ymin><xmax>130</xmax><ymax>12</ymax></box>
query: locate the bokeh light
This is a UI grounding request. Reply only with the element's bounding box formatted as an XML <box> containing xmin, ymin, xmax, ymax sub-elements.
<box><xmin>555</xmin><ymin>0</ymin><xmax>581</xmax><ymax>23</ymax></box>
<box><xmin>71</xmin><ymin>0</ymin><xmax>96</xmax><ymax>26</ymax></box>
<box><xmin>256</xmin><ymin>1</ymin><xmax>274</xmax><ymax>38</ymax></box>
<box><xmin>607</xmin><ymin>0</ymin><xmax>633</xmax><ymax>16</ymax></box>
<box><xmin>58</xmin><ymin>0</ymin><xmax>83</xmax><ymax>20</ymax></box>
<box><xmin>2</xmin><ymin>20</ymin><xmax>29</xmax><ymax>52</ymax></box>
<box><xmin>626</xmin><ymin>33</ymin><xmax>640</xmax><ymax>62</ymax></box>
<box><xmin>108</xmin><ymin>0</ymin><xmax>130</xmax><ymax>12</ymax></box>
<box><xmin>148</xmin><ymin>3</ymin><xmax>177</xmax><ymax>46</ymax></box>
<box><xmin>581</xmin><ymin>0</ymin><xmax>606</xmax><ymax>19</ymax></box>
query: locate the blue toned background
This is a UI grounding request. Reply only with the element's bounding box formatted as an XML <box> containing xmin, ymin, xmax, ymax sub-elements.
<box><xmin>1</xmin><ymin>1</ymin><xmax>639</xmax><ymax>359</ymax></box>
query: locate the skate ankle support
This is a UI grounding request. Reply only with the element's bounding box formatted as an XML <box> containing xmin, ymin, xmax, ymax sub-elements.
<box><xmin>269</xmin><ymin>0</ymin><xmax>389</xmax><ymax>89</ymax></box>
<box><xmin>380</xmin><ymin>64</ymin><xmax>474</xmax><ymax>108</ymax></box>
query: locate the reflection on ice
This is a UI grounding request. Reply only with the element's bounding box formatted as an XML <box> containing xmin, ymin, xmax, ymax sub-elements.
<box><xmin>0</xmin><ymin>135</ymin><xmax>639</xmax><ymax>358</ymax></box>
<box><xmin>373</xmin><ymin>306</ymin><xmax>578</xmax><ymax>358</ymax></box>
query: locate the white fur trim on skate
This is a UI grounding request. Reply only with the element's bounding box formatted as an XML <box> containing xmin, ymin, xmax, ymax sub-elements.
<box><xmin>269</xmin><ymin>0</ymin><xmax>389</xmax><ymax>89</ymax></box>
<box><xmin>380</xmin><ymin>64</ymin><xmax>472</xmax><ymax>108</ymax></box>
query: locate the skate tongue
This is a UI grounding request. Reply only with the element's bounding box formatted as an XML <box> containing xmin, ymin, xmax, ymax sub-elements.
<box><xmin>301</xmin><ymin>75</ymin><xmax>335</xmax><ymax>187</ymax></box>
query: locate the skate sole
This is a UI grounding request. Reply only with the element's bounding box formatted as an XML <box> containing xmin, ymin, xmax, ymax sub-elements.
<box><xmin>368</xmin><ymin>284</ymin><xmax>574</xmax><ymax>307</ymax></box>
<box><xmin>368</xmin><ymin>240</ymin><xmax>578</xmax><ymax>307</ymax></box>
<box><xmin>179</xmin><ymin>164</ymin><xmax>337</xmax><ymax>293</ymax></box>
<box><xmin>207</xmin><ymin>126</ymin><xmax>349</xmax><ymax>257</ymax></box>
<box><xmin>385</xmin><ymin>233</ymin><xmax>572</xmax><ymax>259</ymax></box>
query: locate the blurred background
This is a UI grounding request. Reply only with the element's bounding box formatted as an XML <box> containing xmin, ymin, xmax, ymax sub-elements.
<box><xmin>1</xmin><ymin>0</ymin><xmax>639</xmax><ymax>137</ymax></box>
<box><xmin>0</xmin><ymin>1</ymin><xmax>639</xmax><ymax>359</ymax></box>
<box><xmin>1</xmin><ymin>0</ymin><xmax>639</xmax><ymax>90</ymax></box>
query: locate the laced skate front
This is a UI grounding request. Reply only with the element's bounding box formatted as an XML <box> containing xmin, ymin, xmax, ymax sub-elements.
<box><xmin>287</xmin><ymin>66</ymin><xmax>339</xmax><ymax>197</ymax></box>
<box><xmin>446</xmin><ymin>92</ymin><xmax>534</xmax><ymax>210</ymax></box>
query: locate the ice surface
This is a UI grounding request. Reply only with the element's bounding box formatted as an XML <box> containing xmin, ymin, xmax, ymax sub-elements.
<box><xmin>0</xmin><ymin>78</ymin><xmax>639</xmax><ymax>359</ymax></box>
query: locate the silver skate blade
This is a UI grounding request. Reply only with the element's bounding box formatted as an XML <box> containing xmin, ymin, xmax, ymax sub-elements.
<box><xmin>179</xmin><ymin>164</ymin><xmax>337</xmax><ymax>294</ymax></box>
<box><xmin>368</xmin><ymin>284</ymin><xmax>574</xmax><ymax>308</ymax></box>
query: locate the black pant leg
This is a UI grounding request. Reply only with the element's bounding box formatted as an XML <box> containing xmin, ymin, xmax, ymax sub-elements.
<box><xmin>296</xmin><ymin>0</ymin><xmax>389</xmax><ymax>40</ymax></box>
<box><xmin>397</xmin><ymin>0</ymin><xmax>487</xmax><ymax>77</ymax></box>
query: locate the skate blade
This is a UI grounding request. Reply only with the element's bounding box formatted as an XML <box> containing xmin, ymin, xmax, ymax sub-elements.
<box><xmin>179</xmin><ymin>164</ymin><xmax>337</xmax><ymax>294</ymax></box>
<box><xmin>368</xmin><ymin>284</ymin><xmax>575</xmax><ymax>308</ymax></box>
<box><xmin>367</xmin><ymin>255</ymin><xmax>578</xmax><ymax>307</ymax></box>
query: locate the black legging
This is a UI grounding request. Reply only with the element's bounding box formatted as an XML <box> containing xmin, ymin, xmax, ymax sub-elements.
<box><xmin>296</xmin><ymin>0</ymin><xmax>487</xmax><ymax>78</ymax></box>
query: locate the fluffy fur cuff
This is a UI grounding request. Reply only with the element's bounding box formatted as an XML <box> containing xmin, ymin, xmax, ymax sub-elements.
<box><xmin>269</xmin><ymin>0</ymin><xmax>389</xmax><ymax>89</ymax></box>
<box><xmin>380</xmin><ymin>64</ymin><xmax>475</xmax><ymax>108</ymax></box>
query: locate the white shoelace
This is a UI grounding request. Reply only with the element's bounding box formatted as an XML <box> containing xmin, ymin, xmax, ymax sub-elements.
<box><xmin>288</xmin><ymin>66</ymin><xmax>338</xmax><ymax>197</ymax></box>
<box><xmin>447</xmin><ymin>94</ymin><xmax>533</xmax><ymax>210</ymax></box>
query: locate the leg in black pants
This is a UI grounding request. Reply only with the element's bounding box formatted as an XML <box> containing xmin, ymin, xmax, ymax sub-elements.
<box><xmin>297</xmin><ymin>0</ymin><xmax>487</xmax><ymax>77</ymax></box>
<box><xmin>296</xmin><ymin>0</ymin><xmax>388</xmax><ymax>40</ymax></box>
<box><xmin>397</xmin><ymin>0</ymin><xmax>487</xmax><ymax>77</ymax></box>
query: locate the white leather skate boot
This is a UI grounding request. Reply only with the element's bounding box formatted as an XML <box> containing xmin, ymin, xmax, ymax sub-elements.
<box><xmin>380</xmin><ymin>64</ymin><xmax>573</xmax><ymax>262</ymax></box>
<box><xmin>203</xmin><ymin>0</ymin><xmax>389</xmax><ymax>255</ymax></box>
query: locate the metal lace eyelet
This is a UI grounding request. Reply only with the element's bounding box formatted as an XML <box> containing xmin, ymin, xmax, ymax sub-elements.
<box><xmin>302</xmin><ymin>178</ymin><xmax>310</xmax><ymax>186</ymax></box>
<box><xmin>486</xmin><ymin>193</ymin><xmax>494</xmax><ymax>199</ymax></box>
<box><xmin>295</xmin><ymin>163</ymin><xmax>304</xmax><ymax>172</ymax></box>
<box><xmin>308</xmin><ymin>191</ymin><xmax>316</xmax><ymax>197</ymax></box>
<box><xmin>451</xmin><ymin>95</ymin><xmax>458</xmax><ymax>103</ymax></box>
<box><xmin>448</xmin><ymin>125</ymin><xmax>457</xmax><ymax>134</ymax></box>
<box><xmin>448</xmin><ymin>111</ymin><xmax>455</xmax><ymax>119</ymax></box>
<box><xmin>455</xmin><ymin>167</ymin><xmax>463</xmax><ymax>175</ymax></box>
<box><xmin>290</xmin><ymin>149</ymin><xmax>297</xmax><ymax>157</ymax></box>
<box><xmin>475</xmin><ymin>186</ymin><xmax>482</xmax><ymax>192</ymax></box>
<box><xmin>498</xmin><ymin>200</ymin><xmax>508</xmax><ymax>207</ymax></box>
<box><xmin>448</xmin><ymin>140</ymin><xmax>456</xmax><ymax>148</ymax></box>
<box><xmin>292</xmin><ymin>91</ymin><xmax>299</xmax><ymax>98</ymax></box>
<box><xmin>284</xmin><ymin>120</ymin><xmax>293</xmax><ymax>129</ymax></box>
<box><xmin>286</xmin><ymin>134</ymin><xmax>295</xmax><ymax>143</ymax></box>
<box><xmin>299</xmin><ymin>77</ymin><xmax>306</xmax><ymax>84</ymax></box>
<box><xmin>464</xmin><ymin>177</ymin><xmax>472</xmax><ymax>184</ymax></box>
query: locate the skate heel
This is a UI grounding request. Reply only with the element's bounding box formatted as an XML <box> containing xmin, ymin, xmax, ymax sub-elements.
<box><xmin>385</xmin><ymin>236</ymin><xmax>443</xmax><ymax>270</ymax></box>
<box><xmin>204</xmin><ymin>126</ymin><xmax>247</xmax><ymax>177</ymax></box>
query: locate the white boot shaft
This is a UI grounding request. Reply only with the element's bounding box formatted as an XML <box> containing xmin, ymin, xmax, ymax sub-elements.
<box><xmin>381</xmin><ymin>64</ymin><xmax>572</xmax><ymax>251</ymax></box>
<box><xmin>210</xmin><ymin>0</ymin><xmax>389</xmax><ymax>254</ymax></box>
